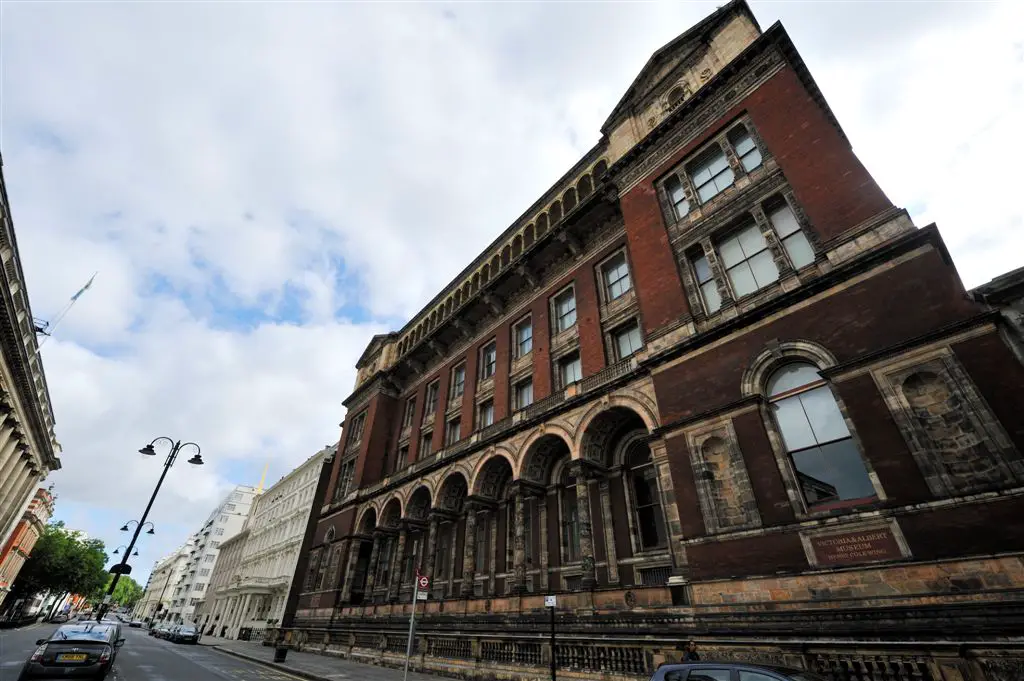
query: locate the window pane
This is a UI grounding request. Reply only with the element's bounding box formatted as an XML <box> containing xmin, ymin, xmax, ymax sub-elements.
<box><xmin>784</xmin><ymin>231</ymin><xmax>815</xmax><ymax>269</ymax></box>
<box><xmin>727</xmin><ymin>262</ymin><xmax>758</xmax><ymax>297</ymax></box>
<box><xmin>616</xmin><ymin>324</ymin><xmax>643</xmax><ymax>358</ymax></box>
<box><xmin>791</xmin><ymin>438</ymin><xmax>876</xmax><ymax>505</ymax></box>
<box><xmin>710</xmin><ymin>165</ymin><xmax>736</xmax><ymax>194</ymax></box>
<box><xmin>732</xmin><ymin>131</ymin><xmax>756</xmax><ymax>156</ymax></box>
<box><xmin>799</xmin><ymin>386</ymin><xmax>851</xmax><ymax>443</ymax></box>
<box><xmin>739</xmin><ymin>672</ymin><xmax>780</xmax><ymax>681</ymax></box>
<box><xmin>748</xmin><ymin>249</ymin><xmax>780</xmax><ymax>288</ymax></box>
<box><xmin>768</xmin><ymin>363</ymin><xmax>821</xmax><ymax>396</ymax></box>
<box><xmin>688</xmin><ymin>671</ymin><xmax>732</xmax><ymax>681</ymax></box>
<box><xmin>667</xmin><ymin>176</ymin><xmax>686</xmax><ymax>204</ymax></box>
<box><xmin>561</xmin><ymin>356</ymin><xmax>581</xmax><ymax>385</ymax></box>
<box><xmin>719</xmin><ymin>236</ymin><xmax>746</xmax><ymax>268</ymax></box>
<box><xmin>700</xmin><ymin>280</ymin><xmax>722</xmax><ymax>314</ymax></box>
<box><xmin>772</xmin><ymin>396</ymin><xmax>818</xmax><ymax>451</ymax></box>
<box><xmin>697</xmin><ymin>179</ymin><xmax>720</xmax><ymax>203</ymax></box>
<box><xmin>737</xmin><ymin>224</ymin><xmax>767</xmax><ymax>257</ymax></box>
<box><xmin>693</xmin><ymin>255</ymin><xmax>713</xmax><ymax>284</ymax></box>
<box><xmin>769</xmin><ymin>203</ymin><xmax>801</xmax><ymax>238</ymax></box>
<box><xmin>740</xmin><ymin>146</ymin><xmax>763</xmax><ymax>172</ymax></box>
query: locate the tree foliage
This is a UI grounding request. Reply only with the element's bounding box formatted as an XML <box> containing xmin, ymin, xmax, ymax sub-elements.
<box><xmin>101</xmin><ymin>575</ymin><xmax>144</xmax><ymax>608</ymax></box>
<box><xmin>8</xmin><ymin>521</ymin><xmax>108</xmax><ymax>603</ymax></box>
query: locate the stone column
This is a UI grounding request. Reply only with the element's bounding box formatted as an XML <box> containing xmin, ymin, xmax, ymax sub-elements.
<box><xmin>599</xmin><ymin>479</ymin><xmax>620</xmax><ymax>584</ymax></box>
<box><xmin>424</xmin><ymin>515</ymin><xmax>439</xmax><ymax>582</ymax></box>
<box><xmin>487</xmin><ymin>509</ymin><xmax>498</xmax><ymax>596</ymax></box>
<box><xmin>650</xmin><ymin>440</ymin><xmax>689</xmax><ymax>576</ymax></box>
<box><xmin>460</xmin><ymin>504</ymin><xmax>478</xmax><ymax>597</ymax></box>
<box><xmin>362</xmin><ymin>534</ymin><xmax>382</xmax><ymax>595</ymax></box>
<box><xmin>511</xmin><ymin>489</ymin><xmax>527</xmax><ymax>594</ymax></box>
<box><xmin>0</xmin><ymin>462</ymin><xmax>33</xmax><ymax>535</ymax></box>
<box><xmin>387</xmin><ymin>527</ymin><xmax>407</xmax><ymax>601</ymax></box>
<box><xmin>0</xmin><ymin>423</ymin><xmax>16</xmax><ymax>476</ymax></box>
<box><xmin>538</xmin><ymin>494</ymin><xmax>549</xmax><ymax>591</ymax></box>
<box><xmin>340</xmin><ymin>541</ymin><xmax>362</xmax><ymax>603</ymax></box>
<box><xmin>0</xmin><ymin>447</ymin><xmax>27</xmax><ymax>504</ymax></box>
<box><xmin>571</xmin><ymin>461</ymin><xmax>597</xmax><ymax>589</ymax></box>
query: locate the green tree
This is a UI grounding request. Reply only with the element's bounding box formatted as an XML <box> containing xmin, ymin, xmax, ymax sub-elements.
<box><xmin>6</xmin><ymin>521</ymin><xmax>108</xmax><ymax>614</ymax></box>
<box><xmin>99</xmin><ymin>574</ymin><xmax>144</xmax><ymax>608</ymax></box>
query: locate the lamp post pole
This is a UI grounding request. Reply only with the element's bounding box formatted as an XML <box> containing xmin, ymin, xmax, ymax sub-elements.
<box><xmin>96</xmin><ymin>438</ymin><xmax>203</xmax><ymax>622</ymax></box>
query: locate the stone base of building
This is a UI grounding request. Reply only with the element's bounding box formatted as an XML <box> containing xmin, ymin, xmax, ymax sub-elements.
<box><xmin>283</xmin><ymin>555</ymin><xmax>1024</xmax><ymax>681</ymax></box>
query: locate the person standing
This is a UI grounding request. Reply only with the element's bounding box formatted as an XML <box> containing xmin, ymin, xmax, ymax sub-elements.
<box><xmin>683</xmin><ymin>640</ymin><xmax>701</xmax><ymax>661</ymax></box>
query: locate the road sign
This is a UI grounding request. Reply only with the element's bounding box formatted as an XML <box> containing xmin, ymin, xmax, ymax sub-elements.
<box><xmin>417</xmin><ymin>591</ymin><xmax>428</xmax><ymax>600</ymax></box>
<box><xmin>545</xmin><ymin>595</ymin><xmax>557</xmax><ymax>608</ymax></box>
<box><xmin>418</xmin><ymin>575</ymin><xmax>430</xmax><ymax>590</ymax></box>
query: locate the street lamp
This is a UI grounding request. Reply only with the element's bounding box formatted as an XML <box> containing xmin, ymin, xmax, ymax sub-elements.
<box><xmin>96</xmin><ymin>437</ymin><xmax>203</xmax><ymax>622</ymax></box>
<box><xmin>120</xmin><ymin>520</ymin><xmax>156</xmax><ymax>535</ymax></box>
<box><xmin>111</xmin><ymin>545</ymin><xmax>139</xmax><ymax>557</ymax></box>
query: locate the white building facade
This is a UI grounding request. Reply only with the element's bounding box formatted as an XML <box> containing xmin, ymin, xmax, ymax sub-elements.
<box><xmin>133</xmin><ymin>548</ymin><xmax>188</xmax><ymax>622</ymax></box>
<box><xmin>167</xmin><ymin>484</ymin><xmax>257</xmax><ymax>625</ymax></box>
<box><xmin>202</xmin><ymin>446</ymin><xmax>332</xmax><ymax>640</ymax></box>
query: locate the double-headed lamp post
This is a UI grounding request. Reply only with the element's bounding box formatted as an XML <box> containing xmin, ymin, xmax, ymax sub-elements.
<box><xmin>96</xmin><ymin>437</ymin><xmax>203</xmax><ymax>622</ymax></box>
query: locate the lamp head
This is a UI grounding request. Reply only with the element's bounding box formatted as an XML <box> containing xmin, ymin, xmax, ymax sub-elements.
<box><xmin>146</xmin><ymin>528</ymin><xmax>155</xmax><ymax>535</ymax></box>
<box><xmin>119</xmin><ymin>524</ymin><xmax>129</xmax><ymax>532</ymax></box>
<box><xmin>112</xmin><ymin>548</ymin><xmax>120</xmax><ymax>555</ymax></box>
<box><xmin>139</xmin><ymin>444</ymin><xmax>156</xmax><ymax>456</ymax></box>
<box><xmin>187</xmin><ymin>454</ymin><xmax>204</xmax><ymax>466</ymax></box>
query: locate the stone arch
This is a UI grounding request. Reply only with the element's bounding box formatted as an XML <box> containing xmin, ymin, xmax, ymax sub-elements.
<box><xmin>491</xmin><ymin>254</ymin><xmax>501</xmax><ymax>274</ymax></box>
<box><xmin>462</xmin><ymin>281</ymin><xmax>471</xmax><ymax>301</ymax></box>
<box><xmin>524</xmin><ymin>224</ymin><xmax>535</xmax><ymax>248</ymax></box>
<box><xmin>501</xmin><ymin>244</ymin><xmax>511</xmax><ymax>267</ymax></box>
<box><xmin>741</xmin><ymin>341</ymin><xmax>839</xmax><ymax>397</ymax></box>
<box><xmin>536</xmin><ymin>213</ymin><xmax>549</xmax><ymax>236</ymax></box>
<box><xmin>357</xmin><ymin>507</ymin><xmax>377</xmax><ymax>535</ymax></box>
<box><xmin>577</xmin><ymin>404</ymin><xmax>652</xmax><ymax>467</ymax></box>
<box><xmin>471</xmin><ymin>452</ymin><xmax>515</xmax><ymax>500</ymax></box>
<box><xmin>518</xmin><ymin>431</ymin><xmax>572</xmax><ymax>486</ymax></box>
<box><xmin>471</xmin><ymin>274</ymin><xmax>479</xmax><ymax>293</ymax></box>
<box><xmin>481</xmin><ymin>264</ymin><xmax>490</xmax><ymax>284</ymax></box>
<box><xmin>405</xmin><ymin>485</ymin><xmax>433</xmax><ymax>522</ymax></box>
<box><xmin>549</xmin><ymin>200</ymin><xmax>562</xmax><ymax>224</ymax></box>
<box><xmin>593</xmin><ymin>159</ymin><xmax>608</xmax><ymax>178</ymax></box>
<box><xmin>380</xmin><ymin>497</ymin><xmax>403</xmax><ymax>529</ymax></box>
<box><xmin>563</xmin><ymin>187</ymin><xmax>577</xmax><ymax>212</ymax></box>
<box><xmin>435</xmin><ymin>470</ymin><xmax>469</xmax><ymax>513</ymax></box>
<box><xmin>573</xmin><ymin>391</ymin><xmax>659</xmax><ymax>455</ymax></box>
<box><xmin>577</xmin><ymin>174</ymin><xmax>593</xmax><ymax>198</ymax></box>
<box><xmin>511</xmin><ymin>234</ymin><xmax>523</xmax><ymax>259</ymax></box>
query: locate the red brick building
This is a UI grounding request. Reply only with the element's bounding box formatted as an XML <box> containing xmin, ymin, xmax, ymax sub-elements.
<box><xmin>0</xmin><ymin>486</ymin><xmax>54</xmax><ymax>609</ymax></box>
<box><xmin>282</xmin><ymin>2</ymin><xmax>1024</xmax><ymax>679</ymax></box>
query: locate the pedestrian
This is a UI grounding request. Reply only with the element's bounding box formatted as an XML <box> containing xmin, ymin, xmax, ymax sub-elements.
<box><xmin>683</xmin><ymin>640</ymin><xmax>700</xmax><ymax>661</ymax></box>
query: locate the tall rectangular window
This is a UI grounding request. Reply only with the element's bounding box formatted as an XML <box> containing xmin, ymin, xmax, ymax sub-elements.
<box><xmin>424</xmin><ymin>381</ymin><xmax>439</xmax><ymax>416</ymax></box>
<box><xmin>480</xmin><ymin>342</ymin><xmax>497</xmax><ymax>379</ymax></box>
<box><xmin>514</xmin><ymin>318</ymin><xmax>533</xmax><ymax>357</ymax></box>
<box><xmin>689</xmin><ymin>145</ymin><xmax>735</xmax><ymax>204</ymax></box>
<box><xmin>402</xmin><ymin>398</ymin><xmax>416</xmax><ymax>429</ymax></box>
<box><xmin>553</xmin><ymin>288</ymin><xmax>577</xmax><ymax>333</ymax></box>
<box><xmin>768</xmin><ymin>203</ymin><xmax>815</xmax><ymax>269</ymax></box>
<box><xmin>614</xmin><ymin>322</ymin><xmax>644</xmax><ymax>360</ymax></box>
<box><xmin>347</xmin><ymin>412</ymin><xmax>366</xmax><ymax>446</ymax></box>
<box><xmin>559</xmin><ymin>353</ymin><xmax>582</xmax><ymax>387</ymax></box>
<box><xmin>728</xmin><ymin>125</ymin><xmax>763</xmax><ymax>172</ymax></box>
<box><xmin>445</xmin><ymin>418</ymin><xmax>461</xmax><ymax>446</ymax></box>
<box><xmin>514</xmin><ymin>379</ymin><xmax>534</xmax><ymax>410</ymax></box>
<box><xmin>478</xmin><ymin>400</ymin><xmax>494</xmax><ymax>429</ymax></box>
<box><xmin>420</xmin><ymin>432</ymin><xmax>433</xmax><ymax>459</ymax></box>
<box><xmin>474</xmin><ymin>514</ymin><xmax>488</xmax><ymax>573</ymax></box>
<box><xmin>664</xmin><ymin>175</ymin><xmax>689</xmax><ymax>219</ymax></box>
<box><xmin>397</xmin><ymin>445</ymin><xmax>409</xmax><ymax>472</ymax></box>
<box><xmin>692</xmin><ymin>253</ymin><xmax>722</xmax><ymax>314</ymax></box>
<box><xmin>601</xmin><ymin>252</ymin><xmax>632</xmax><ymax>301</ymax></box>
<box><xmin>451</xmin><ymin>364</ymin><xmax>466</xmax><ymax>398</ymax></box>
<box><xmin>719</xmin><ymin>222</ymin><xmax>779</xmax><ymax>298</ymax></box>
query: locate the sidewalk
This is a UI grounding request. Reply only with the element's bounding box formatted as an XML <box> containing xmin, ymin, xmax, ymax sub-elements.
<box><xmin>200</xmin><ymin>635</ymin><xmax>444</xmax><ymax>681</ymax></box>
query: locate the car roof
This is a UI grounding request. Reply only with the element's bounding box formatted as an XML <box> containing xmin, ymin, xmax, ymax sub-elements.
<box><xmin>52</xmin><ymin>624</ymin><xmax>116</xmax><ymax>641</ymax></box>
<box><xmin>658</xmin><ymin>662</ymin><xmax>824</xmax><ymax>679</ymax></box>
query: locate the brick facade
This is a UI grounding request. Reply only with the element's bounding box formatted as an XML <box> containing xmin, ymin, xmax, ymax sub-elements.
<box><xmin>280</xmin><ymin>2</ymin><xmax>1024</xmax><ymax>680</ymax></box>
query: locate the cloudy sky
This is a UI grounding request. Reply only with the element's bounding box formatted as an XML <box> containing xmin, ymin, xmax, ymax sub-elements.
<box><xmin>2</xmin><ymin>0</ymin><xmax>1021</xmax><ymax>585</ymax></box>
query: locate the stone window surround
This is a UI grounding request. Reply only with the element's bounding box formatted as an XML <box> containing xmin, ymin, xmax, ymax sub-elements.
<box><xmin>422</xmin><ymin>380</ymin><xmax>441</xmax><ymax>426</ymax></box>
<box><xmin>595</xmin><ymin>247</ymin><xmax>634</xmax><ymax>308</ymax></box>
<box><xmin>551</xmin><ymin>283</ymin><xmax>579</xmax><ymax>336</ymax></box>
<box><xmin>741</xmin><ymin>340</ymin><xmax>886</xmax><ymax>520</ymax></box>
<box><xmin>606</xmin><ymin>317</ymin><xmax>645</xmax><ymax>364</ymax></box>
<box><xmin>512</xmin><ymin>314</ymin><xmax>534</xmax><ymax>360</ymax></box>
<box><xmin>614</xmin><ymin>431</ymin><xmax>672</xmax><ymax>559</ymax></box>
<box><xmin>684</xmin><ymin>418</ymin><xmax>762</xmax><ymax>535</ymax></box>
<box><xmin>870</xmin><ymin>346</ymin><xmax>1023</xmax><ymax>498</ymax></box>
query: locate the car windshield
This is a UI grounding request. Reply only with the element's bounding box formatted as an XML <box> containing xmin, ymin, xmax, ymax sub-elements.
<box><xmin>51</xmin><ymin>624</ymin><xmax>114</xmax><ymax>643</ymax></box>
<box><xmin>179</xmin><ymin>627</ymin><xmax>197</xmax><ymax>633</ymax></box>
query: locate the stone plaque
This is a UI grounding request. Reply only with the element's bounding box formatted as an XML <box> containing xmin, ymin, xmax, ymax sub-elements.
<box><xmin>809</xmin><ymin>527</ymin><xmax>902</xmax><ymax>566</ymax></box>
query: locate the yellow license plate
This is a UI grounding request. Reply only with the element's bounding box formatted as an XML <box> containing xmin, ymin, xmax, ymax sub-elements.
<box><xmin>58</xmin><ymin>653</ymin><xmax>88</xmax><ymax>662</ymax></box>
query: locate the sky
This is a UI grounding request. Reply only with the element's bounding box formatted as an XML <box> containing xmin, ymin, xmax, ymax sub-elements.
<box><xmin>1</xmin><ymin>0</ymin><xmax>1021</xmax><ymax>586</ymax></box>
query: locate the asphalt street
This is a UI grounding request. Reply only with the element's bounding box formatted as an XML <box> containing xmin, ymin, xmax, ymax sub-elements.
<box><xmin>0</xmin><ymin>623</ymin><xmax>303</xmax><ymax>681</ymax></box>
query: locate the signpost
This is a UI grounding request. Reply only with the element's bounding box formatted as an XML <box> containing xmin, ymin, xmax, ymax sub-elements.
<box><xmin>545</xmin><ymin>595</ymin><xmax>557</xmax><ymax>681</ymax></box>
<box><xmin>403</xmin><ymin>573</ymin><xmax>430</xmax><ymax>681</ymax></box>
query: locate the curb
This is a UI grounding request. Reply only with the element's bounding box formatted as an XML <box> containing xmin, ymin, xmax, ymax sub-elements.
<box><xmin>210</xmin><ymin>645</ymin><xmax>330</xmax><ymax>681</ymax></box>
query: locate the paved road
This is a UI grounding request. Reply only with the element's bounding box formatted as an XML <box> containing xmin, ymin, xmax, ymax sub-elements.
<box><xmin>0</xmin><ymin>623</ymin><xmax>303</xmax><ymax>681</ymax></box>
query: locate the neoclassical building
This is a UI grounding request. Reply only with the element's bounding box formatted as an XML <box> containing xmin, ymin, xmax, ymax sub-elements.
<box><xmin>0</xmin><ymin>156</ymin><xmax>61</xmax><ymax>558</ymax></box>
<box><xmin>0</xmin><ymin>486</ymin><xmax>54</xmax><ymax>609</ymax></box>
<box><xmin>284</xmin><ymin>2</ymin><xmax>1024</xmax><ymax>680</ymax></box>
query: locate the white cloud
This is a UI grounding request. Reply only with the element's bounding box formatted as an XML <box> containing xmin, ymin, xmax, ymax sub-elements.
<box><xmin>1</xmin><ymin>0</ymin><xmax>1020</xmax><ymax>582</ymax></box>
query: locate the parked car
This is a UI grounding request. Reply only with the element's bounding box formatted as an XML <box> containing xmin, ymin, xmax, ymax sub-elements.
<box><xmin>47</xmin><ymin>614</ymin><xmax>69</xmax><ymax>624</ymax></box>
<box><xmin>19</xmin><ymin>623</ymin><xmax>125</xmax><ymax>680</ymax></box>
<box><xmin>128</xmin><ymin>620</ymin><xmax>143</xmax><ymax>628</ymax></box>
<box><xmin>649</xmin><ymin>663</ymin><xmax>829</xmax><ymax>681</ymax></box>
<box><xmin>170</xmin><ymin>625</ymin><xmax>200</xmax><ymax>644</ymax></box>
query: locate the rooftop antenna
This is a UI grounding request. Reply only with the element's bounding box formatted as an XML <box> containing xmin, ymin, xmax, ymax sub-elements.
<box><xmin>37</xmin><ymin>272</ymin><xmax>98</xmax><ymax>348</ymax></box>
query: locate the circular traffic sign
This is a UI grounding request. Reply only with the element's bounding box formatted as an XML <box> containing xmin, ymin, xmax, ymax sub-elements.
<box><xmin>418</xmin><ymin>575</ymin><xmax>430</xmax><ymax>589</ymax></box>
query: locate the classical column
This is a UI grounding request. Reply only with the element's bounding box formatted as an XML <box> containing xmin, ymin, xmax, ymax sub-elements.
<box><xmin>362</xmin><ymin>533</ymin><xmax>383</xmax><ymax>595</ymax></box>
<box><xmin>650</xmin><ymin>440</ymin><xmax>689</xmax><ymax>576</ymax></box>
<box><xmin>340</xmin><ymin>539</ymin><xmax>363</xmax><ymax>603</ymax></box>
<box><xmin>570</xmin><ymin>461</ymin><xmax>597</xmax><ymax>589</ymax></box>
<box><xmin>0</xmin><ymin>461</ymin><xmax>32</xmax><ymax>534</ymax></box>
<box><xmin>424</xmin><ymin>515</ymin><xmax>439</xmax><ymax>582</ymax></box>
<box><xmin>387</xmin><ymin>527</ymin><xmax>407</xmax><ymax>601</ymax></box>
<box><xmin>511</xmin><ymin>487</ymin><xmax>527</xmax><ymax>594</ymax></box>
<box><xmin>0</xmin><ymin>447</ymin><xmax>27</xmax><ymax>503</ymax></box>
<box><xmin>460</xmin><ymin>504</ymin><xmax>478</xmax><ymax>597</ymax></box>
<box><xmin>331</xmin><ymin>539</ymin><xmax>349</xmax><ymax>591</ymax></box>
<box><xmin>487</xmin><ymin>509</ymin><xmax>498</xmax><ymax>596</ymax></box>
<box><xmin>538</xmin><ymin>494</ymin><xmax>549</xmax><ymax>591</ymax></box>
<box><xmin>0</xmin><ymin>422</ymin><xmax>16</xmax><ymax>476</ymax></box>
<box><xmin>599</xmin><ymin>479</ymin><xmax>620</xmax><ymax>584</ymax></box>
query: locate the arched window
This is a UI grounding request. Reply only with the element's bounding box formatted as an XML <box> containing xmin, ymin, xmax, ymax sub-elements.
<box><xmin>625</xmin><ymin>442</ymin><xmax>667</xmax><ymax>550</ymax></box>
<box><xmin>559</xmin><ymin>467</ymin><xmax>580</xmax><ymax>563</ymax></box>
<box><xmin>767</xmin><ymin>363</ymin><xmax>875</xmax><ymax>510</ymax></box>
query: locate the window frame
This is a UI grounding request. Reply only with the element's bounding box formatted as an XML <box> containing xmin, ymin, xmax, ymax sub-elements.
<box><xmin>424</xmin><ymin>380</ymin><xmax>440</xmax><ymax>417</ymax></box>
<box><xmin>445</xmin><ymin>417</ymin><xmax>461</xmax><ymax>446</ymax></box>
<box><xmin>513</xmin><ymin>317</ymin><xmax>533</xmax><ymax>358</ymax></box>
<box><xmin>477</xmin><ymin>399</ymin><xmax>495</xmax><ymax>429</ymax></box>
<box><xmin>558</xmin><ymin>352</ymin><xmax>582</xmax><ymax>388</ymax></box>
<box><xmin>401</xmin><ymin>397</ymin><xmax>417</xmax><ymax>429</ymax></box>
<box><xmin>480</xmin><ymin>341</ymin><xmax>498</xmax><ymax>379</ymax></box>
<box><xmin>513</xmin><ymin>378</ymin><xmax>534</xmax><ymax>411</ymax></box>
<box><xmin>599</xmin><ymin>249</ymin><xmax>633</xmax><ymax>303</ymax></box>
<box><xmin>612</xmin><ymin>320</ymin><xmax>644</xmax><ymax>361</ymax></box>
<box><xmin>420</xmin><ymin>431</ymin><xmax>433</xmax><ymax>459</ymax></box>
<box><xmin>716</xmin><ymin>219</ymin><xmax>780</xmax><ymax>300</ymax></box>
<box><xmin>451</xmin><ymin>362</ymin><xmax>466</xmax><ymax>398</ymax></box>
<box><xmin>551</xmin><ymin>285</ymin><xmax>578</xmax><ymax>334</ymax></box>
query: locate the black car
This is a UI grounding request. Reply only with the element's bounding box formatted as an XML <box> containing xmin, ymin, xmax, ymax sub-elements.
<box><xmin>20</xmin><ymin>623</ymin><xmax>125</xmax><ymax>680</ymax></box>
<box><xmin>649</xmin><ymin>662</ymin><xmax>828</xmax><ymax>681</ymax></box>
<box><xmin>170</xmin><ymin>625</ymin><xmax>200</xmax><ymax>644</ymax></box>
